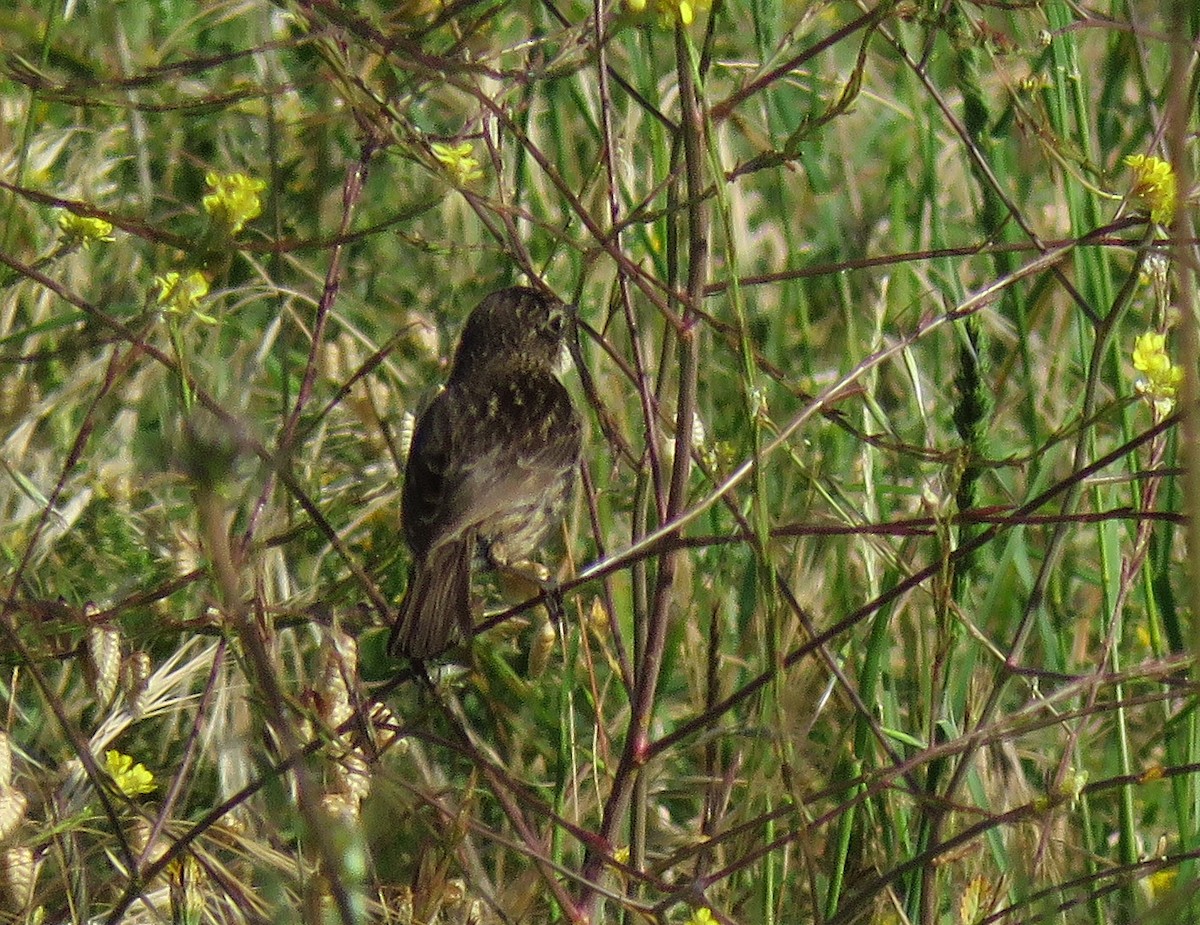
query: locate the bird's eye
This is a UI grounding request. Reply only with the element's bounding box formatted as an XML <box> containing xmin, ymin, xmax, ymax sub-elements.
<box><xmin>547</xmin><ymin>312</ymin><xmax>565</xmax><ymax>334</ymax></box>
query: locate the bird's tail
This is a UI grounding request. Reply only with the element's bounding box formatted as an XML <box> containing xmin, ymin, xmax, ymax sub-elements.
<box><xmin>388</xmin><ymin>538</ymin><xmax>473</xmax><ymax>659</ymax></box>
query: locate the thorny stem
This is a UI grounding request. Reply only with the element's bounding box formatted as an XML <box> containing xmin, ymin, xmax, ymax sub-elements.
<box><xmin>592</xmin><ymin>0</ymin><xmax>663</xmax><ymax>716</ymax></box>
<box><xmin>578</xmin><ymin>24</ymin><xmax>709</xmax><ymax>919</ymax></box>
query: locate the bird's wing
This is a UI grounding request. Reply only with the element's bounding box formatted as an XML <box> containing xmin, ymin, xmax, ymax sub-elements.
<box><xmin>401</xmin><ymin>369</ymin><xmax>581</xmax><ymax>556</ymax></box>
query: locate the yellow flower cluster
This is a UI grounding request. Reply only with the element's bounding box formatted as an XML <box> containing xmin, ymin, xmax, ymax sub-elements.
<box><xmin>1124</xmin><ymin>154</ymin><xmax>1177</xmax><ymax>226</ymax></box>
<box><xmin>625</xmin><ymin>0</ymin><xmax>710</xmax><ymax>26</ymax></box>
<box><xmin>1146</xmin><ymin>867</ymin><xmax>1177</xmax><ymax>900</ymax></box>
<box><xmin>105</xmin><ymin>749</ymin><xmax>156</xmax><ymax>797</ymax></box>
<box><xmin>1132</xmin><ymin>330</ymin><xmax>1184</xmax><ymax>417</ymax></box>
<box><xmin>57</xmin><ymin>213</ymin><xmax>114</xmax><ymax>248</ymax></box>
<box><xmin>154</xmin><ymin>270</ymin><xmax>214</xmax><ymax>322</ymax></box>
<box><xmin>431</xmin><ymin>141</ymin><xmax>484</xmax><ymax>186</ymax></box>
<box><xmin>202</xmin><ymin>171</ymin><xmax>266</xmax><ymax>235</ymax></box>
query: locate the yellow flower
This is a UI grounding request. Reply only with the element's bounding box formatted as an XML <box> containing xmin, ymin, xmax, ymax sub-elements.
<box><xmin>685</xmin><ymin>908</ymin><xmax>716</xmax><ymax>925</ymax></box>
<box><xmin>202</xmin><ymin>171</ymin><xmax>266</xmax><ymax>235</ymax></box>
<box><xmin>1147</xmin><ymin>866</ymin><xmax>1177</xmax><ymax>899</ymax></box>
<box><xmin>1124</xmin><ymin>154</ymin><xmax>1177</xmax><ymax>226</ymax></box>
<box><xmin>57</xmin><ymin>213</ymin><xmax>115</xmax><ymax>248</ymax></box>
<box><xmin>1132</xmin><ymin>330</ymin><xmax>1184</xmax><ymax>417</ymax></box>
<box><xmin>154</xmin><ymin>271</ymin><xmax>215</xmax><ymax>323</ymax></box>
<box><xmin>623</xmin><ymin>0</ymin><xmax>710</xmax><ymax>26</ymax></box>
<box><xmin>431</xmin><ymin>142</ymin><xmax>484</xmax><ymax>186</ymax></box>
<box><xmin>105</xmin><ymin>749</ymin><xmax>156</xmax><ymax>797</ymax></box>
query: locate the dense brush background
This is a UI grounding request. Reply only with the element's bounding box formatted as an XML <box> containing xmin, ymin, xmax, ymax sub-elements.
<box><xmin>0</xmin><ymin>1</ymin><xmax>1198</xmax><ymax>923</ymax></box>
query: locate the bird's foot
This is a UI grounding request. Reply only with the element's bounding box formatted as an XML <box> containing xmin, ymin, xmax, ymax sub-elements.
<box><xmin>495</xmin><ymin>557</ymin><xmax>565</xmax><ymax>624</ymax></box>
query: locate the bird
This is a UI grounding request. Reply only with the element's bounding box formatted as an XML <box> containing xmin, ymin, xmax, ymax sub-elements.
<box><xmin>388</xmin><ymin>285</ymin><xmax>583</xmax><ymax>659</ymax></box>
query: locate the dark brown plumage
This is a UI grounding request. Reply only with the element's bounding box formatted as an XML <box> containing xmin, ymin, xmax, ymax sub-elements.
<box><xmin>388</xmin><ymin>286</ymin><xmax>582</xmax><ymax>659</ymax></box>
